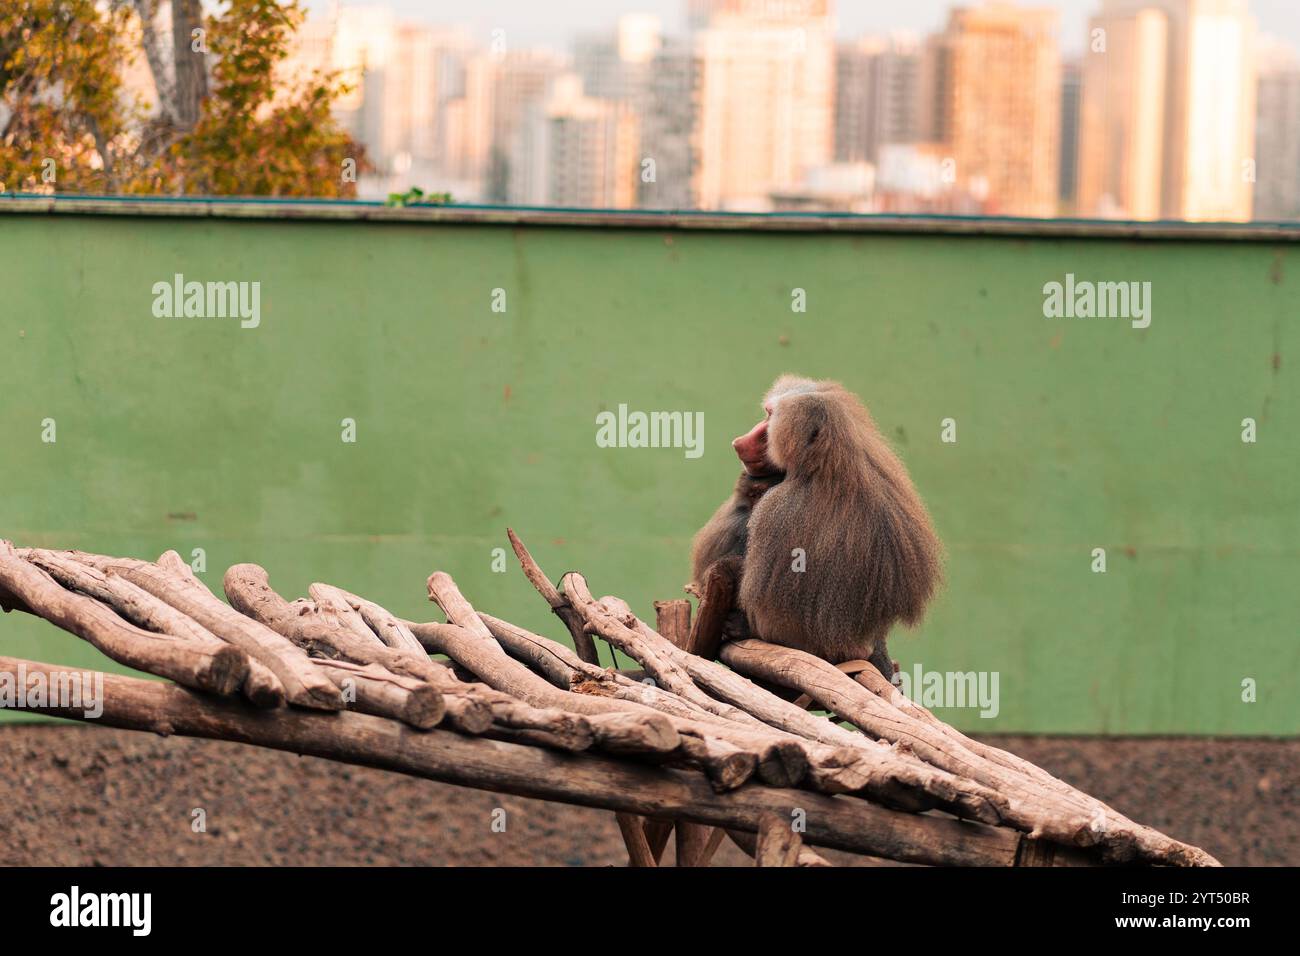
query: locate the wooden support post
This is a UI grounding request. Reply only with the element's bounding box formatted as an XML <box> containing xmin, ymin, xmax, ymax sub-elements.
<box><xmin>655</xmin><ymin>598</ymin><xmax>720</xmax><ymax>867</ymax></box>
<box><xmin>754</xmin><ymin>812</ymin><xmax>804</xmax><ymax>867</ymax></box>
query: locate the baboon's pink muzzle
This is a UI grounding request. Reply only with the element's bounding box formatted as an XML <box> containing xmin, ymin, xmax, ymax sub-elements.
<box><xmin>732</xmin><ymin>419</ymin><xmax>769</xmax><ymax>474</ymax></box>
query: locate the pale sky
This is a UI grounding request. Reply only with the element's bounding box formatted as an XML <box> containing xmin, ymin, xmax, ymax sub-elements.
<box><xmin>309</xmin><ymin>0</ymin><xmax>1300</xmax><ymax>55</ymax></box>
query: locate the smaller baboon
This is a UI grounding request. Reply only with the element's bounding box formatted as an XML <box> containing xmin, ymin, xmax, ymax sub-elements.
<box><xmin>692</xmin><ymin>375</ymin><xmax>943</xmax><ymax>677</ymax></box>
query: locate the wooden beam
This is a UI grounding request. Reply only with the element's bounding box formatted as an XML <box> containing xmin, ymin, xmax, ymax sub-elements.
<box><xmin>0</xmin><ymin>654</ymin><xmax>1062</xmax><ymax>866</ymax></box>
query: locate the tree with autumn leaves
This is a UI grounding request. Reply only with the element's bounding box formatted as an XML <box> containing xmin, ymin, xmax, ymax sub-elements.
<box><xmin>0</xmin><ymin>0</ymin><xmax>367</xmax><ymax>196</ymax></box>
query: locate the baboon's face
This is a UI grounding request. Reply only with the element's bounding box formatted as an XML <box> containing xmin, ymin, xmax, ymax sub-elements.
<box><xmin>731</xmin><ymin>404</ymin><xmax>772</xmax><ymax>475</ymax></box>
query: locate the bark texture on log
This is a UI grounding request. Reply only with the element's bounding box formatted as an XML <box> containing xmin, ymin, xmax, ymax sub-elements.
<box><xmin>63</xmin><ymin>553</ymin><xmax>342</xmax><ymax>710</ymax></box>
<box><xmin>0</xmin><ymin>544</ymin><xmax>246</xmax><ymax>698</ymax></box>
<box><xmin>506</xmin><ymin>528</ymin><xmax>600</xmax><ymax>664</ymax></box>
<box><xmin>0</xmin><ymin>655</ymin><xmax>1055</xmax><ymax>866</ymax></box>
<box><xmin>1</xmin><ymin>536</ymin><xmax>1219</xmax><ymax>869</ymax></box>
<box><xmin>720</xmin><ymin>638</ymin><xmax>1219</xmax><ymax>868</ymax></box>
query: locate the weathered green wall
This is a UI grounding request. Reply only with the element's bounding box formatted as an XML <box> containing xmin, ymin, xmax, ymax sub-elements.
<box><xmin>1</xmin><ymin>207</ymin><xmax>1296</xmax><ymax>734</ymax></box>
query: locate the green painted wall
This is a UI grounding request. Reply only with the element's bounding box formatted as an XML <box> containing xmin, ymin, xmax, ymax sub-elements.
<box><xmin>1</xmin><ymin>209</ymin><xmax>1296</xmax><ymax>735</ymax></box>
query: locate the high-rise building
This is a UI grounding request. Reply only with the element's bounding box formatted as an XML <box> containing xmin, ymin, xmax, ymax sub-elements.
<box><xmin>568</xmin><ymin>15</ymin><xmax>663</xmax><ymax>208</ymax></box>
<box><xmin>689</xmin><ymin>0</ymin><xmax>836</xmax><ymax>210</ymax></box>
<box><xmin>834</xmin><ymin>34</ymin><xmax>922</xmax><ymax>166</ymax></box>
<box><xmin>444</xmin><ymin>50</ymin><xmax>568</xmax><ymax>201</ymax></box>
<box><xmin>637</xmin><ymin>39</ymin><xmax>700</xmax><ymax>209</ymax></box>
<box><xmin>1079</xmin><ymin>0</ymin><xmax>1256</xmax><ymax>222</ymax></box>
<box><xmin>925</xmin><ymin>3</ymin><xmax>1062</xmax><ymax>218</ymax></box>
<box><xmin>1059</xmin><ymin>59</ymin><xmax>1082</xmax><ymax>208</ymax></box>
<box><xmin>513</xmin><ymin>74</ymin><xmax>639</xmax><ymax>208</ymax></box>
<box><xmin>293</xmin><ymin>8</ymin><xmax>474</xmax><ymax>197</ymax></box>
<box><xmin>1254</xmin><ymin>39</ymin><xmax>1300</xmax><ymax>220</ymax></box>
<box><xmin>1077</xmin><ymin>6</ymin><xmax>1168</xmax><ymax>218</ymax></box>
<box><xmin>574</xmin><ymin>14</ymin><xmax>662</xmax><ymax>102</ymax></box>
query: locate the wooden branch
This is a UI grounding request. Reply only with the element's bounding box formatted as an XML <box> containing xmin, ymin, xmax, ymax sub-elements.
<box><xmin>308</xmin><ymin>583</ymin><xmax>386</xmax><ymax>648</ymax></box>
<box><xmin>1</xmin><ymin>655</ymin><xmax>1073</xmax><ymax>866</ymax></box>
<box><xmin>499</xmin><ymin>554</ymin><xmax>899</xmax><ymax>796</ymax></box>
<box><xmin>0</xmin><ymin>544</ymin><xmax>246</xmax><ymax>697</ymax></box>
<box><xmin>310</xmin><ymin>583</ymin><xmax>426</xmax><ymax>658</ymax></box>
<box><xmin>479</xmin><ymin>697</ymin><xmax>594</xmax><ymax>752</ymax></box>
<box><xmin>560</xmin><ymin>571</ymin><xmax>1004</xmax><ymax>824</ymax></box>
<box><xmin>223</xmin><ymin>564</ymin><xmax>492</xmax><ymax>734</ymax></box>
<box><xmin>476</xmin><ymin>612</ymin><xmax>787</xmax><ymax>791</ymax></box>
<box><xmin>719</xmin><ymin>639</ymin><xmax>1219</xmax><ymax>867</ymax></box>
<box><xmin>55</xmin><ymin>552</ymin><xmax>342</xmax><ymax>710</ymax></box>
<box><xmin>754</xmin><ymin>812</ymin><xmax>803</xmax><ymax>867</ymax></box>
<box><xmin>308</xmin><ymin>658</ymin><xmax>444</xmax><ymax>729</ymax></box>
<box><xmin>27</xmin><ymin>549</ymin><xmax>223</xmax><ymax>649</ymax></box>
<box><xmin>846</xmin><ymin>653</ymin><xmax>1221</xmax><ymax>867</ymax></box>
<box><xmin>506</xmin><ymin>528</ymin><xmax>599</xmax><ymax>664</ymax></box>
<box><xmin>423</xmin><ymin>572</ymin><xmax>679</xmax><ymax>756</ymax></box>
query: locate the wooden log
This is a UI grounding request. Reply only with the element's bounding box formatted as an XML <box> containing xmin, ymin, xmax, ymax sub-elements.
<box><xmin>27</xmin><ymin>550</ymin><xmax>225</xmax><ymax>649</ymax></box>
<box><xmin>157</xmin><ymin>550</ymin><xmax>199</xmax><ymax>581</ymax></box>
<box><xmin>480</xmin><ymin>698</ymin><xmax>594</xmax><ymax>752</ymax></box>
<box><xmin>522</xmin><ymin>616</ymin><xmax>881</xmax><ymax>799</ymax></box>
<box><xmin>226</xmin><ymin>568</ymin><xmax>588</xmax><ymax>750</ymax></box>
<box><xmin>754</xmin><ymin>812</ymin><xmax>803</xmax><ymax>867</ymax></box>
<box><xmin>685</xmin><ymin>556</ymin><xmax>741</xmax><ymax>660</ymax></box>
<box><xmin>497</xmin><ymin>558</ymin><xmax>904</xmax><ymax>795</ymax></box>
<box><xmin>57</xmin><ymin>553</ymin><xmax>342</xmax><ymax>710</ymax></box>
<box><xmin>307</xmin><ymin>658</ymin><xmax>444</xmax><ymax>729</ymax></box>
<box><xmin>477</xmin><ymin>611</ymin><xmax>787</xmax><ymax>790</ymax></box>
<box><xmin>506</xmin><ymin>528</ymin><xmax>600</xmax><ymax>664</ymax></box>
<box><xmin>0</xmin><ymin>544</ymin><xmax>246</xmax><ymax>697</ymax></box>
<box><xmin>616</xmin><ymin>814</ymin><xmax>657</xmax><ymax>867</ymax></box>
<box><xmin>844</xmin><ymin>653</ymin><xmax>1221</xmax><ymax>867</ymax></box>
<box><xmin>308</xmin><ymin>583</ymin><xmax>386</xmax><ymax>648</ymax></box>
<box><xmin>675</xmin><ymin>818</ymin><xmax>712</xmax><ymax>867</ymax></box>
<box><xmin>0</xmin><ymin>655</ymin><xmax>1079</xmax><ymax>866</ymax></box>
<box><xmin>316</xmin><ymin>584</ymin><xmax>427</xmax><ymax>657</ymax></box>
<box><xmin>720</xmin><ymin>640</ymin><xmax>1219</xmax><ymax>867</ymax></box>
<box><xmin>653</xmin><ymin>599</ymin><xmax>691</xmax><ymax>646</ymax></box>
<box><xmin>560</xmin><ymin>571</ymin><xmax>1004</xmax><ymax>825</ymax></box>
<box><xmin>418</xmin><ymin>572</ymin><xmax>681</xmax><ymax>749</ymax></box>
<box><xmin>308</xmin><ymin>582</ymin><xmax>421</xmax><ymax>658</ymax></box>
<box><xmin>223</xmin><ymin>564</ymin><xmax>492</xmax><ymax>734</ymax></box>
<box><xmin>657</xmin><ymin>598</ymin><xmax>714</xmax><ymax>866</ymax></box>
<box><xmin>421</xmin><ymin>572</ymin><xmax>680</xmax><ymax>757</ymax></box>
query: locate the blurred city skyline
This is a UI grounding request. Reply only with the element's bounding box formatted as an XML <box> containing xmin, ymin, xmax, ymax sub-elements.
<box><xmin>306</xmin><ymin>0</ymin><xmax>1300</xmax><ymax>52</ymax></box>
<box><xmin>282</xmin><ymin>0</ymin><xmax>1300</xmax><ymax>221</ymax></box>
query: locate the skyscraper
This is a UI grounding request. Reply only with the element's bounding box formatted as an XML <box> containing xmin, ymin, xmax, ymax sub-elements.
<box><xmin>1079</xmin><ymin>0</ymin><xmax>1256</xmax><ymax>222</ymax></box>
<box><xmin>513</xmin><ymin>74</ymin><xmax>640</xmax><ymax>208</ymax></box>
<box><xmin>637</xmin><ymin>38</ymin><xmax>700</xmax><ymax>210</ymax></box>
<box><xmin>1254</xmin><ymin>39</ymin><xmax>1300</xmax><ymax>220</ymax></box>
<box><xmin>925</xmin><ymin>3</ymin><xmax>1062</xmax><ymax>218</ymax></box>
<box><xmin>444</xmin><ymin>50</ymin><xmax>567</xmax><ymax>201</ymax></box>
<box><xmin>1059</xmin><ymin>58</ymin><xmax>1082</xmax><ymax>208</ymax></box>
<box><xmin>835</xmin><ymin>34</ymin><xmax>923</xmax><ymax>166</ymax></box>
<box><xmin>1077</xmin><ymin>6</ymin><xmax>1169</xmax><ymax>218</ymax></box>
<box><xmin>689</xmin><ymin>0</ymin><xmax>836</xmax><ymax>210</ymax></box>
